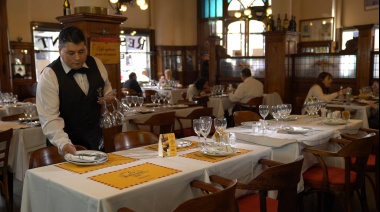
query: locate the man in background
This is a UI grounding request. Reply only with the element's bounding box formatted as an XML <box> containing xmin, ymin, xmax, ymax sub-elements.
<box><xmin>123</xmin><ymin>72</ymin><xmax>143</xmax><ymax>96</ymax></box>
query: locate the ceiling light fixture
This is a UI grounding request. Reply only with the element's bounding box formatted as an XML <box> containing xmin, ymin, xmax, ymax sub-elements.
<box><xmin>234</xmin><ymin>0</ymin><xmax>271</xmax><ymax>21</ymax></box>
<box><xmin>108</xmin><ymin>0</ymin><xmax>148</xmax><ymax>15</ymax></box>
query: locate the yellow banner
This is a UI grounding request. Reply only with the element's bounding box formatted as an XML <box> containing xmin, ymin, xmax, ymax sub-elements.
<box><xmin>90</xmin><ymin>37</ymin><xmax>120</xmax><ymax>64</ymax></box>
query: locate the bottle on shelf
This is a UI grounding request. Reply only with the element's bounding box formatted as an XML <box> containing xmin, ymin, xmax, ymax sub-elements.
<box><xmin>276</xmin><ymin>14</ymin><xmax>281</xmax><ymax>31</ymax></box>
<box><xmin>345</xmin><ymin>87</ymin><xmax>352</xmax><ymax>105</ymax></box>
<box><xmin>338</xmin><ymin>86</ymin><xmax>344</xmax><ymax>103</ymax></box>
<box><xmin>283</xmin><ymin>14</ymin><xmax>289</xmax><ymax>31</ymax></box>
<box><xmin>293</xmin><ymin>16</ymin><xmax>297</xmax><ymax>32</ymax></box>
<box><xmin>63</xmin><ymin>0</ymin><xmax>71</xmax><ymax>16</ymax></box>
<box><xmin>289</xmin><ymin>16</ymin><xmax>294</xmax><ymax>31</ymax></box>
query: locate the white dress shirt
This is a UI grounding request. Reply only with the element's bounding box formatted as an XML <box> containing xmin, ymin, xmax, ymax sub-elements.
<box><xmin>228</xmin><ymin>77</ymin><xmax>264</xmax><ymax>103</ymax></box>
<box><xmin>36</xmin><ymin>57</ymin><xmax>112</xmax><ymax>153</ymax></box>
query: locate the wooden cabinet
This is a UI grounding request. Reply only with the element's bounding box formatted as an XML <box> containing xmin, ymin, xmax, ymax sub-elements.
<box><xmin>10</xmin><ymin>41</ymin><xmax>37</xmax><ymax>100</ymax></box>
<box><xmin>156</xmin><ymin>46</ymin><xmax>198</xmax><ymax>86</ymax></box>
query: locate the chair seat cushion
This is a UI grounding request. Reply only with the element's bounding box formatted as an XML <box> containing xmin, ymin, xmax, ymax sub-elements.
<box><xmin>351</xmin><ymin>154</ymin><xmax>375</xmax><ymax>167</ymax></box>
<box><xmin>237</xmin><ymin>193</ymin><xmax>278</xmax><ymax>212</ymax></box>
<box><xmin>303</xmin><ymin>166</ymin><xmax>357</xmax><ymax>185</ymax></box>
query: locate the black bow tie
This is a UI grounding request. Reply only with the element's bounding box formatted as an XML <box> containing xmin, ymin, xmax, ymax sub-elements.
<box><xmin>67</xmin><ymin>67</ymin><xmax>88</xmax><ymax>76</ymax></box>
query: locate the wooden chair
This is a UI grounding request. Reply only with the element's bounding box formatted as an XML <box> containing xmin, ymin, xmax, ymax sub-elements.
<box><xmin>295</xmin><ymin>96</ymin><xmax>305</xmax><ymax>115</ymax></box>
<box><xmin>117</xmin><ymin>178</ymin><xmax>238</xmax><ymax>212</ymax></box>
<box><xmin>340</xmin><ymin>128</ymin><xmax>379</xmax><ymax>211</ymax></box>
<box><xmin>210</xmin><ymin>156</ymin><xmax>304</xmax><ymax>212</ymax></box>
<box><xmin>144</xmin><ymin>89</ymin><xmax>158</xmax><ymax>103</ymax></box>
<box><xmin>235</xmin><ymin>96</ymin><xmax>264</xmax><ymax>113</ymax></box>
<box><xmin>233</xmin><ymin>111</ymin><xmax>261</xmax><ymax>127</ymax></box>
<box><xmin>22</xmin><ymin>97</ymin><xmax>36</xmax><ymax>103</ymax></box>
<box><xmin>121</xmin><ymin>88</ymin><xmax>138</xmax><ymax>96</ymax></box>
<box><xmin>102</xmin><ymin>125</ymin><xmax>123</xmax><ymax>153</ymax></box>
<box><xmin>175</xmin><ymin>107</ymin><xmax>213</xmax><ymax>137</ymax></box>
<box><xmin>301</xmin><ymin>136</ymin><xmax>374</xmax><ymax>212</ymax></box>
<box><xmin>113</xmin><ymin>130</ymin><xmax>159</xmax><ymax>151</ymax></box>
<box><xmin>0</xmin><ymin>113</ymin><xmax>25</xmax><ymax>121</ymax></box>
<box><xmin>29</xmin><ymin>145</ymin><xmax>87</xmax><ymax>169</ymax></box>
<box><xmin>132</xmin><ymin>111</ymin><xmax>176</xmax><ymax>136</ymax></box>
<box><xmin>172</xmin><ymin>178</ymin><xmax>238</xmax><ymax>212</ymax></box>
<box><xmin>0</xmin><ymin>129</ymin><xmax>13</xmax><ymax>211</ymax></box>
<box><xmin>192</xmin><ymin>96</ymin><xmax>209</xmax><ymax>108</ymax></box>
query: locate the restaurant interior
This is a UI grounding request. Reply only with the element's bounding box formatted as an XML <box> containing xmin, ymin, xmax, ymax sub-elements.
<box><xmin>0</xmin><ymin>0</ymin><xmax>379</xmax><ymax>211</ymax></box>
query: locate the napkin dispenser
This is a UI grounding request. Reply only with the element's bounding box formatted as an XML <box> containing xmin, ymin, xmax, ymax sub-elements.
<box><xmin>158</xmin><ymin>133</ymin><xmax>177</xmax><ymax>157</ymax></box>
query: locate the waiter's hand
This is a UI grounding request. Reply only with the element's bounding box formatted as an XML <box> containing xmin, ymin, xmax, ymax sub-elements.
<box><xmin>97</xmin><ymin>91</ymin><xmax>115</xmax><ymax>105</ymax></box>
<box><xmin>62</xmin><ymin>143</ymin><xmax>77</xmax><ymax>155</ymax></box>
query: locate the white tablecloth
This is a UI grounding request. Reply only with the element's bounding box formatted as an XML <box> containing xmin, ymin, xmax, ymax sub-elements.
<box><xmin>142</xmin><ymin>87</ymin><xmax>188</xmax><ymax>104</ymax></box>
<box><xmin>0</xmin><ymin>102</ymin><xmax>38</xmax><ymax>118</ymax></box>
<box><xmin>207</xmin><ymin>96</ymin><xmax>234</xmax><ymax>118</ymax></box>
<box><xmin>21</xmin><ymin>137</ymin><xmax>271</xmax><ymax>212</ymax></box>
<box><xmin>225</xmin><ymin>115</ymin><xmax>363</xmax><ymax>191</ymax></box>
<box><xmin>1</xmin><ymin>122</ymin><xmax>46</xmax><ymax>181</ymax></box>
<box><xmin>326</xmin><ymin>103</ymin><xmax>371</xmax><ymax>128</ymax></box>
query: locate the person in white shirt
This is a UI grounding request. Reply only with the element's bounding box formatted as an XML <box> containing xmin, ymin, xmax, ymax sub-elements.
<box><xmin>228</xmin><ymin>68</ymin><xmax>263</xmax><ymax>104</ymax></box>
<box><xmin>305</xmin><ymin>71</ymin><xmax>348</xmax><ymax>101</ymax></box>
<box><xmin>36</xmin><ymin>26</ymin><xmax>114</xmax><ymax>155</ymax></box>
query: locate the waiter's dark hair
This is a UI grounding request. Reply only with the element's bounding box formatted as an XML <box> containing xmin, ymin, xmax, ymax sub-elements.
<box><xmin>58</xmin><ymin>26</ymin><xmax>86</xmax><ymax>49</ymax></box>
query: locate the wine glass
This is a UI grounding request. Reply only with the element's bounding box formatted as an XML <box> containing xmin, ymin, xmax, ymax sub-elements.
<box><xmin>199</xmin><ymin>116</ymin><xmax>212</xmax><ymax>148</ymax></box>
<box><xmin>155</xmin><ymin>93</ymin><xmax>161</xmax><ymax>104</ymax></box>
<box><xmin>259</xmin><ymin>105</ymin><xmax>269</xmax><ymax>132</ymax></box>
<box><xmin>151</xmin><ymin>94</ymin><xmax>157</xmax><ymax>104</ymax></box>
<box><xmin>193</xmin><ymin>119</ymin><xmax>201</xmax><ymax>145</ymax></box>
<box><xmin>271</xmin><ymin>105</ymin><xmax>281</xmax><ymax>129</ymax></box>
<box><xmin>165</xmin><ymin>93</ymin><xmax>171</xmax><ymax>105</ymax></box>
<box><xmin>132</xmin><ymin>96</ymin><xmax>138</xmax><ymax>107</ymax></box>
<box><xmin>125</xmin><ymin>96</ymin><xmax>132</xmax><ymax>108</ymax></box>
<box><xmin>111</xmin><ymin>102</ymin><xmax>124</xmax><ymax>126</ymax></box>
<box><xmin>138</xmin><ymin>97</ymin><xmax>144</xmax><ymax>107</ymax></box>
<box><xmin>22</xmin><ymin>102</ymin><xmax>33</xmax><ymax>124</ymax></box>
<box><xmin>214</xmin><ymin>118</ymin><xmax>227</xmax><ymax>146</ymax></box>
<box><xmin>100</xmin><ymin>99</ymin><xmax>114</xmax><ymax>128</ymax></box>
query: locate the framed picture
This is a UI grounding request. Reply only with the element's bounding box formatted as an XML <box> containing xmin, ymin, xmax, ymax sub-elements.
<box><xmin>13</xmin><ymin>64</ymin><xmax>26</xmax><ymax>78</ymax></box>
<box><xmin>299</xmin><ymin>17</ymin><xmax>334</xmax><ymax>42</ymax></box>
<box><xmin>365</xmin><ymin>0</ymin><xmax>379</xmax><ymax>10</ymax></box>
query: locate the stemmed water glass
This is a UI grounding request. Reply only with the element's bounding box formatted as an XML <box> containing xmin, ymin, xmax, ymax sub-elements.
<box><xmin>22</xmin><ymin>102</ymin><xmax>33</xmax><ymax>125</ymax></box>
<box><xmin>151</xmin><ymin>94</ymin><xmax>157</xmax><ymax>104</ymax></box>
<box><xmin>271</xmin><ymin>105</ymin><xmax>281</xmax><ymax>129</ymax></box>
<box><xmin>100</xmin><ymin>99</ymin><xmax>114</xmax><ymax>128</ymax></box>
<box><xmin>193</xmin><ymin>119</ymin><xmax>201</xmax><ymax>145</ymax></box>
<box><xmin>132</xmin><ymin>96</ymin><xmax>138</xmax><ymax>107</ymax></box>
<box><xmin>165</xmin><ymin>93</ymin><xmax>171</xmax><ymax>105</ymax></box>
<box><xmin>138</xmin><ymin>97</ymin><xmax>144</xmax><ymax>107</ymax></box>
<box><xmin>111</xmin><ymin>102</ymin><xmax>125</xmax><ymax>126</ymax></box>
<box><xmin>259</xmin><ymin>105</ymin><xmax>269</xmax><ymax>133</ymax></box>
<box><xmin>214</xmin><ymin>118</ymin><xmax>227</xmax><ymax>146</ymax></box>
<box><xmin>199</xmin><ymin>116</ymin><xmax>212</xmax><ymax>148</ymax></box>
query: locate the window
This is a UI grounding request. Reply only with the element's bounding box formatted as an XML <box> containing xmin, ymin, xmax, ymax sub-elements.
<box><xmin>341</xmin><ymin>28</ymin><xmax>379</xmax><ymax>51</ymax></box>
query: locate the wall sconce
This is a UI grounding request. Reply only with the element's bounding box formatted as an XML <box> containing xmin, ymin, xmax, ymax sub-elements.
<box><xmin>109</xmin><ymin>0</ymin><xmax>148</xmax><ymax>15</ymax></box>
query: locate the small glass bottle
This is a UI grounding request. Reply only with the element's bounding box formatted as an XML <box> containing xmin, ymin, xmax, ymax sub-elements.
<box><xmin>63</xmin><ymin>0</ymin><xmax>71</xmax><ymax>16</ymax></box>
<box><xmin>346</xmin><ymin>87</ymin><xmax>351</xmax><ymax>105</ymax></box>
<box><xmin>283</xmin><ymin>14</ymin><xmax>289</xmax><ymax>31</ymax></box>
<box><xmin>338</xmin><ymin>86</ymin><xmax>344</xmax><ymax>103</ymax></box>
<box><xmin>276</xmin><ymin>14</ymin><xmax>281</xmax><ymax>31</ymax></box>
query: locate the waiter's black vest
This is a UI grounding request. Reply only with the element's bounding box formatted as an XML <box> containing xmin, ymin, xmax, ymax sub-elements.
<box><xmin>48</xmin><ymin>56</ymin><xmax>104</xmax><ymax>148</ymax></box>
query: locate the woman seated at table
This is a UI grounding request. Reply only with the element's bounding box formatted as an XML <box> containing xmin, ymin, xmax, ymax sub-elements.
<box><xmin>186</xmin><ymin>77</ymin><xmax>210</xmax><ymax>101</ymax></box>
<box><xmin>305</xmin><ymin>71</ymin><xmax>348</xmax><ymax>102</ymax></box>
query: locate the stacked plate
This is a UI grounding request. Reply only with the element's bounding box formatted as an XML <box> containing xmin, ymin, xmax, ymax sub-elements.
<box><xmin>284</xmin><ymin>126</ymin><xmax>313</xmax><ymax>134</ymax></box>
<box><xmin>200</xmin><ymin>144</ymin><xmax>236</xmax><ymax>157</ymax></box>
<box><xmin>64</xmin><ymin>150</ymin><xmax>108</xmax><ymax>166</ymax></box>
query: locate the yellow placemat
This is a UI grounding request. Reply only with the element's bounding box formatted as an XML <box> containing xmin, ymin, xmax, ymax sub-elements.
<box><xmin>180</xmin><ymin>149</ymin><xmax>252</xmax><ymax>163</ymax></box>
<box><xmin>0</xmin><ymin>123</ymin><xmax>30</xmax><ymax>131</ymax></box>
<box><xmin>89</xmin><ymin>162</ymin><xmax>181</xmax><ymax>189</ymax></box>
<box><xmin>55</xmin><ymin>154</ymin><xmax>138</xmax><ymax>174</ymax></box>
<box><xmin>145</xmin><ymin>141</ymin><xmax>201</xmax><ymax>152</ymax></box>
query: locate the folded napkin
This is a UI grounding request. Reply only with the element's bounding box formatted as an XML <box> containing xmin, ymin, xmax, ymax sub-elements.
<box><xmin>332</xmin><ymin>111</ymin><xmax>341</xmax><ymax>119</ymax></box>
<box><xmin>65</xmin><ymin>154</ymin><xmax>99</xmax><ymax>162</ymax></box>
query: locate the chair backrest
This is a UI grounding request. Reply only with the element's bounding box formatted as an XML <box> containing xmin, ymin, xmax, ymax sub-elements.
<box><xmin>236</xmin><ymin>96</ymin><xmax>263</xmax><ymax>112</ymax></box>
<box><xmin>144</xmin><ymin>89</ymin><xmax>158</xmax><ymax>103</ymax></box>
<box><xmin>1</xmin><ymin>113</ymin><xmax>25</xmax><ymax>121</ymax></box>
<box><xmin>133</xmin><ymin>111</ymin><xmax>176</xmax><ymax>135</ymax></box>
<box><xmin>233</xmin><ymin>111</ymin><xmax>261</xmax><ymax>126</ymax></box>
<box><xmin>102</xmin><ymin>125</ymin><xmax>123</xmax><ymax>153</ymax></box>
<box><xmin>176</xmin><ymin>107</ymin><xmax>213</xmax><ymax>137</ymax></box>
<box><xmin>173</xmin><ymin>178</ymin><xmax>238</xmax><ymax>212</ymax></box>
<box><xmin>122</xmin><ymin>88</ymin><xmax>138</xmax><ymax>96</ymax></box>
<box><xmin>29</xmin><ymin>145</ymin><xmax>87</xmax><ymax>169</ymax></box>
<box><xmin>234</xmin><ymin>156</ymin><xmax>304</xmax><ymax>212</ymax></box>
<box><xmin>263</xmin><ymin>92</ymin><xmax>283</xmax><ymax>112</ymax></box>
<box><xmin>22</xmin><ymin>97</ymin><xmax>36</xmax><ymax>103</ymax></box>
<box><xmin>114</xmin><ymin>130</ymin><xmax>159</xmax><ymax>151</ymax></box>
<box><xmin>192</xmin><ymin>96</ymin><xmax>209</xmax><ymax>108</ymax></box>
<box><xmin>295</xmin><ymin>96</ymin><xmax>305</xmax><ymax>114</ymax></box>
<box><xmin>0</xmin><ymin>129</ymin><xmax>13</xmax><ymax>171</ymax></box>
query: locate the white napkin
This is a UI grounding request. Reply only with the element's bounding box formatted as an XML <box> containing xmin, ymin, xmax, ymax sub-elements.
<box><xmin>65</xmin><ymin>154</ymin><xmax>97</xmax><ymax>162</ymax></box>
<box><xmin>332</xmin><ymin>111</ymin><xmax>341</xmax><ymax>119</ymax></box>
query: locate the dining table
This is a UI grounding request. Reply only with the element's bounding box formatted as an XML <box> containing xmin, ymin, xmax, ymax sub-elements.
<box><xmin>207</xmin><ymin>95</ymin><xmax>234</xmax><ymax>118</ymax></box>
<box><xmin>327</xmin><ymin>99</ymin><xmax>372</xmax><ymax>128</ymax></box>
<box><xmin>141</xmin><ymin>86</ymin><xmax>188</xmax><ymax>104</ymax></box>
<box><xmin>0</xmin><ymin>102</ymin><xmax>37</xmax><ymax>118</ymax></box>
<box><xmin>21</xmin><ymin>137</ymin><xmax>272</xmax><ymax>212</ymax></box>
<box><xmin>0</xmin><ymin>121</ymin><xmax>46</xmax><ymax>181</ymax></box>
<box><xmin>225</xmin><ymin>115</ymin><xmax>363</xmax><ymax>191</ymax></box>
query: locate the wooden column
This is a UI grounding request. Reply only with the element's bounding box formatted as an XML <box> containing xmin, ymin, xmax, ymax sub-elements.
<box><xmin>264</xmin><ymin>31</ymin><xmax>298</xmax><ymax>104</ymax></box>
<box><xmin>208</xmin><ymin>35</ymin><xmax>221</xmax><ymax>86</ymax></box>
<box><xmin>56</xmin><ymin>13</ymin><xmax>127</xmax><ymax>99</ymax></box>
<box><xmin>0</xmin><ymin>0</ymin><xmax>12</xmax><ymax>92</ymax></box>
<box><xmin>355</xmin><ymin>24</ymin><xmax>375</xmax><ymax>89</ymax></box>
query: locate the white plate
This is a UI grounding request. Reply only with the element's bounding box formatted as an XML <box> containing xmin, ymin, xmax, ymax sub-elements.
<box><xmin>201</xmin><ymin>145</ymin><xmax>236</xmax><ymax>157</ymax></box>
<box><xmin>177</xmin><ymin>140</ymin><xmax>192</xmax><ymax>148</ymax></box>
<box><xmin>172</xmin><ymin>104</ymin><xmax>188</xmax><ymax>109</ymax></box>
<box><xmin>241</xmin><ymin>121</ymin><xmax>257</xmax><ymax>127</ymax></box>
<box><xmin>283</xmin><ymin>116</ymin><xmax>298</xmax><ymax>121</ymax></box>
<box><xmin>285</xmin><ymin>127</ymin><xmax>313</xmax><ymax>134</ymax></box>
<box><xmin>136</xmin><ymin>109</ymin><xmax>155</xmax><ymax>114</ymax></box>
<box><xmin>144</xmin><ymin>103</ymin><xmax>160</xmax><ymax>107</ymax></box>
<box><xmin>64</xmin><ymin>150</ymin><xmax>108</xmax><ymax>166</ymax></box>
<box><xmin>322</xmin><ymin>119</ymin><xmax>347</xmax><ymax>125</ymax></box>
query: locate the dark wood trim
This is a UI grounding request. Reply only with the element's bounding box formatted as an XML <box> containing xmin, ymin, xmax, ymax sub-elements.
<box><xmin>0</xmin><ymin>0</ymin><xmax>12</xmax><ymax>92</ymax></box>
